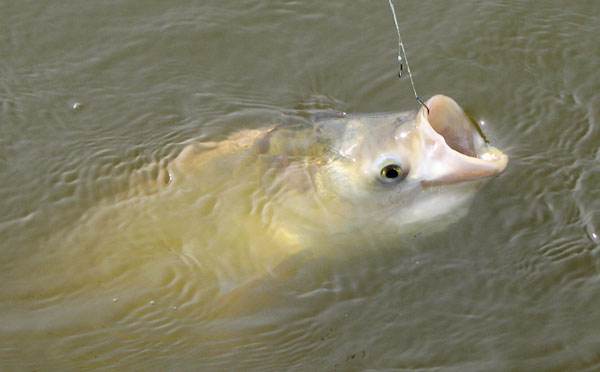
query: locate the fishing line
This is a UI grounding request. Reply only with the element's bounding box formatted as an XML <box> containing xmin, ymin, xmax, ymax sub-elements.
<box><xmin>387</xmin><ymin>1</ymin><xmax>492</xmax><ymax>143</ymax></box>
<box><xmin>387</xmin><ymin>0</ymin><xmax>429</xmax><ymax>114</ymax></box>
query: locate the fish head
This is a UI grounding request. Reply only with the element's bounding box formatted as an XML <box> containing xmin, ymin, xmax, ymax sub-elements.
<box><xmin>319</xmin><ymin>94</ymin><xmax>508</xmax><ymax>226</ymax></box>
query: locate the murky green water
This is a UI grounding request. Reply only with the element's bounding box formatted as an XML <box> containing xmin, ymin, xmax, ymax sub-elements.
<box><xmin>1</xmin><ymin>1</ymin><xmax>600</xmax><ymax>370</ymax></box>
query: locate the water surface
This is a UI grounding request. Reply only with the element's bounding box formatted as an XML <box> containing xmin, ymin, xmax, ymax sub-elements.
<box><xmin>1</xmin><ymin>0</ymin><xmax>600</xmax><ymax>370</ymax></box>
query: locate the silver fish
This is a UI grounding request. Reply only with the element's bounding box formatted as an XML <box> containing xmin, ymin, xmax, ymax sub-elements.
<box><xmin>11</xmin><ymin>95</ymin><xmax>507</xmax><ymax>320</ymax></box>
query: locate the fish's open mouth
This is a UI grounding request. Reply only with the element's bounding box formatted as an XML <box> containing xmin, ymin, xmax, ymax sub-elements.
<box><xmin>426</xmin><ymin>95</ymin><xmax>488</xmax><ymax>158</ymax></box>
<box><xmin>415</xmin><ymin>95</ymin><xmax>508</xmax><ymax>185</ymax></box>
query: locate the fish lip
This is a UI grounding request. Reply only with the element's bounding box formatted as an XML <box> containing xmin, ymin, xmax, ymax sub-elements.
<box><xmin>419</xmin><ymin>159</ymin><xmax>507</xmax><ymax>187</ymax></box>
<box><xmin>415</xmin><ymin>95</ymin><xmax>509</xmax><ymax>186</ymax></box>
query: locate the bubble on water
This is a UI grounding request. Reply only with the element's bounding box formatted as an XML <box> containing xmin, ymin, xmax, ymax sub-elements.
<box><xmin>171</xmin><ymin>306</ymin><xmax>178</xmax><ymax>311</ymax></box>
<box><xmin>112</xmin><ymin>297</ymin><xmax>119</xmax><ymax>303</ymax></box>
<box><xmin>585</xmin><ymin>223</ymin><xmax>600</xmax><ymax>244</ymax></box>
<box><xmin>149</xmin><ymin>300</ymin><xmax>155</xmax><ymax>305</ymax></box>
<box><xmin>590</xmin><ymin>231</ymin><xmax>599</xmax><ymax>244</ymax></box>
<box><xmin>71</xmin><ymin>102</ymin><xmax>82</xmax><ymax>110</ymax></box>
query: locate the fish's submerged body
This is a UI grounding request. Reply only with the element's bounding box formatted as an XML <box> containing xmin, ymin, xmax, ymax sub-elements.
<box><xmin>7</xmin><ymin>95</ymin><xmax>507</xmax><ymax>328</ymax></box>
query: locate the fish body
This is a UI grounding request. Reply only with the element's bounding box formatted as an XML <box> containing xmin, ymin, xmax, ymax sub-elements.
<box><xmin>12</xmin><ymin>95</ymin><xmax>507</xmax><ymax>307</ymax></box>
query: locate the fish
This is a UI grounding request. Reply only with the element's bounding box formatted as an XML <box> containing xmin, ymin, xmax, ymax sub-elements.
<box><xmin>8</xmin><ymin>94</ymin><xmax>507</xmax><ymax>323</ymax></box>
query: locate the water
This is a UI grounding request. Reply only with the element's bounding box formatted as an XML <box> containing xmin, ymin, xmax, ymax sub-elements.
<box><xmin>1</xmin><ymin>0</ymin><xmax>600</xmax><ymax>370</ymax></box>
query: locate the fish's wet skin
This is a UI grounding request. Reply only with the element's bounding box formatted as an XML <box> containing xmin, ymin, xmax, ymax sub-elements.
<box><xmin>10</xmin><ymin>95</ymin><xmax>506</xmax><ymax>321</ymax></box>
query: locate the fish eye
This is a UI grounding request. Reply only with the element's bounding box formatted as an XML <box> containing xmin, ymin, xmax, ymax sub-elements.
<box><xmin>380</xmin><ymin>164</ymin><xmax>405</xmax><ymax>182</ymax></box>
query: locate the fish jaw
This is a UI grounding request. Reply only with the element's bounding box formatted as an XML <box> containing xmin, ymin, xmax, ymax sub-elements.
<box><xmin>409</xmin><ymin>95</ymin><xmax>508</xmax><ymax>187</ymax></box>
